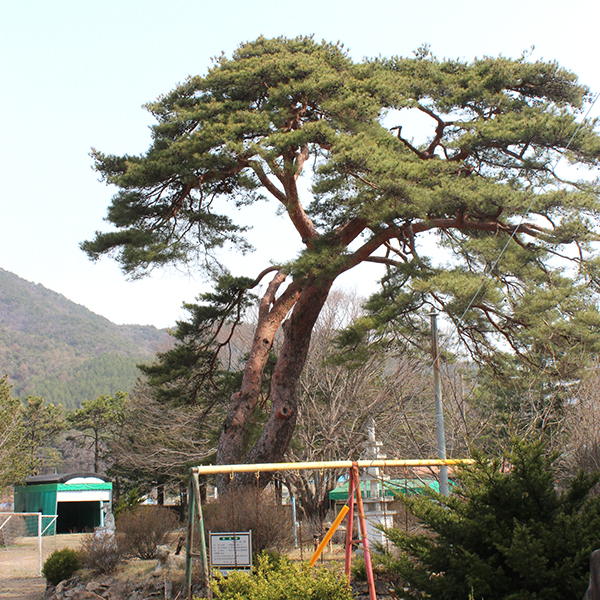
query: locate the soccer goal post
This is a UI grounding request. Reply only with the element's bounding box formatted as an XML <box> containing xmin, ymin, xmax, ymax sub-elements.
<box><xmin>0</xmin><ymin>512</ymin><xmax>58</xmax><ymax>575</ymax></box>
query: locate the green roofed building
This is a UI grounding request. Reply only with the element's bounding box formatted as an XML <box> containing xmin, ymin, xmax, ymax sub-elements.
<box><xmin>328</xmin><ymin>477</ymin><xmax>443</xmax><ymax>502</ymax></box>
<box><xmin>14</xmin><ymin>472</ymin><xmax>112</xmax><ymax>534</ymax></box>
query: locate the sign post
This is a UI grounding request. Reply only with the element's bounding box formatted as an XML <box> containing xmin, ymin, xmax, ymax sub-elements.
<box><xmin>209</xmin><ymin>531</ymin><xmax>253</xmax><ymax>575</ymax></box>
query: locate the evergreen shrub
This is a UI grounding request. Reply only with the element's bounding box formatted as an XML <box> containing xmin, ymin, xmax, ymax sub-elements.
<box><xmin>386</xmin><ymin>440</ymin><xmax>600</xmax><ymax>600</ymax></box>
<box><xmin>350</xmin><ymin>555</ymin><xmax>368</xmax><ymax>581</ymax></box>
<box><xmin>210</xmin><ymin>552</ymin><xmax>353</xmax><ymax>600</ymax></box>
<box><xmin>42</xmin><ymin>548</ymin><xmax>81</xmax><ymax>585</ymax></box>
<box><xmin>112</xmin><ymin>486</ymin><xmax>142</xmax><ymax>519</ymax></box>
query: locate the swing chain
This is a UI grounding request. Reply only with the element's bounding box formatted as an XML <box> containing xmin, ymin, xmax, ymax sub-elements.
<box><xmin>229</xmin><ymin>483</ymin><xmax>238</xmax><ymax>568</ymax></box>
<box><xmin>255</xmin><ymin>471</ymin><xmax>261</xmax><ymax>553</ymax></box>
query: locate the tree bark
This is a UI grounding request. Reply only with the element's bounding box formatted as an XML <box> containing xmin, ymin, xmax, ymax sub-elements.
<box><xmin>218</xmin><ymin>279</ymin><xmax>333</xmax><ymax>490</ymax></box>
<box><xmin>215</xmin><ymin>272</ymin><xmax>301</xmax><ymax>485</ymax></box>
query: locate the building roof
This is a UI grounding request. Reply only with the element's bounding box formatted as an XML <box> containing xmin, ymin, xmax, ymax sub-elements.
<box><xmin>25</xmin><ymin>472</ymin><xmax>110</xmax><ymax>485</ymax></box>
<box><xmin>329</xmin><ymin>477</ymin><xmax>444</xmax><ymax>500</ymax></box>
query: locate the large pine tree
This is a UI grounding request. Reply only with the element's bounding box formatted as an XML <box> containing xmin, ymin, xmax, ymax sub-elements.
<box><xmin>83</xmin><ymin>37</ymin><xmax>600</xmax><ymax>486</ymax></box>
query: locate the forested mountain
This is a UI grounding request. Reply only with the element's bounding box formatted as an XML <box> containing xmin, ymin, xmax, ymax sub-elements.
<box><xmin>0</xmin><ymin>268</ymin><xmax>172</xmax><ymax>409</ymax></box>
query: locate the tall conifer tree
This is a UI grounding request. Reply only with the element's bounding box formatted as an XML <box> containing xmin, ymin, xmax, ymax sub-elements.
<box><xmin>83</xmin><ymin>37</ymin><xmax>600</xmax><ymax>485</ymax></box>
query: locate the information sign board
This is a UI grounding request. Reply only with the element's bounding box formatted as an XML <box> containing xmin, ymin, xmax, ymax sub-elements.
<box><xmin>209</xmin><ymin>531</ymin><xmax>252</xmax><ymax>574</ymax></box>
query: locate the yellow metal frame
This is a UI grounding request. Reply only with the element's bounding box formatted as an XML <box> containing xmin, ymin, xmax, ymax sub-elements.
<box><xmin>190</xmin><ymin>458</ymin><xmax>472</xmax><ymax>476</ymax></box>
<box><xmin>183</xmin><ymin>458</ymin><xmax>473</xmax><ymax>599</ymax></box>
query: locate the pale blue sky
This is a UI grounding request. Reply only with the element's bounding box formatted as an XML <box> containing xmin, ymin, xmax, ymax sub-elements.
<box><xmin>2</xmin><ymin>0</ymin><xmax>599</xmax><ymax>327</ymax></box>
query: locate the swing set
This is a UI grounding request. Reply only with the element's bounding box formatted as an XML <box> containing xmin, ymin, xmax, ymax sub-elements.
<box><xmin>183</xmin><ymin>457</ymin><xmax>472</xmax><ymax>600</ymax></box>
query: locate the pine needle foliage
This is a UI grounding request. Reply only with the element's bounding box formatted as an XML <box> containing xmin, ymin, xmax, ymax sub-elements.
<box><xmin>0</xmin><ymin>376</ymin><xmax>30</xmax><ymax>490</ymax></box>
<box><xmin>83</xmin><ymin>36</ymin><xmax>600</xmax><ymax>470</ymax></box>
<box><xmin>386</xmin><ymin>441</ymin><xmax>600</xmax><ymax>600</ymax></box>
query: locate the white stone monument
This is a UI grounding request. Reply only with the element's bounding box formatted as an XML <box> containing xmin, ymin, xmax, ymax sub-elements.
<box><xmin>359</xmin><ymin>419</ymin><xmax>396</xmax><ymax>547</ymax></box>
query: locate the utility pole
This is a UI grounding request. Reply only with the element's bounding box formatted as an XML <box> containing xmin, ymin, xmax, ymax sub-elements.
<box><xmin>430</xmin><ymin>311</ymin><xmax>449</xmax><ymax>496</ymax></box>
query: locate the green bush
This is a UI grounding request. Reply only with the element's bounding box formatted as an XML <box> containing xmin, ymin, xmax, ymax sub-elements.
<box><xmin>210</xmin><ymin>552</ymin><xmax>353</xmax><ymax>599</ymax></box>
<box><xmin>253</xmin><ymin>549</ymin><xmax>283</xmax><ymax>569</ymax></box>
<box><xmin>112</xmin><ymin>486</ymin><xmax>142</xmax><ymax>519</ymax></box>
<box><xmin>386</xmin><ymin>440</ymin><xmax>600</xmax><ymax>600</ymax></box>
<box><xmin>42</xmin><ymin>548</ymin><xmax>81</xmax><ymax>585</ymax></box>
<box><xmin>350</xmin><ymin>555</ymin><xmax>367</xmax><ymax>581</ymax></box>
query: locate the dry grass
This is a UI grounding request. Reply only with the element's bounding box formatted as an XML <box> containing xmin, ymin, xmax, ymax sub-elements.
<box><xmin>0</xmin><ymin>533</ymin><xmax>176</xmax><ymax>600</ymax></box>
<box><xmin>0</xmin><ymin>533</ymin><xmax>86</xmax><ymax>600</ymax></box>
<box><xmin>0</xmin><ymin>532</ymin><xmax>86</xmax><ymax>579</ymax></box>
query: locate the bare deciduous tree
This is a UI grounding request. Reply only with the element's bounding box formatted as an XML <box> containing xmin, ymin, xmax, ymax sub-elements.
<box><xmin>557</xmin><ymin>366</ymin><xmax>600</xmax><ymax>478</ymax></box>
<box><xmin>109</xmin><ymin>382</ymin><xmax>221</xmax><ymax>490</ymax></box>
<box><xmin>281</xmin><ymin>292</ymin><xmax>489</xmax><ymax>518</ymax></box>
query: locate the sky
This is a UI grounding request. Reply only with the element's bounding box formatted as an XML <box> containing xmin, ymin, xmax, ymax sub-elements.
<box><xmin>2</xmin><ymin>0</ymin><xmax>600</xmax><ymax>328</ymax></box>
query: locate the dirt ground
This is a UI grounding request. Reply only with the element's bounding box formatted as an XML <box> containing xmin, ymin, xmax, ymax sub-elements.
<box><xmin>0</xmin><ymin>535</ymin><xmax>380</xmax><ymax>599</ymax></box>
<box><xmin>0</xmin><ymin>533</ymin><xmax>85</xmax><ymax>600</ymax></box>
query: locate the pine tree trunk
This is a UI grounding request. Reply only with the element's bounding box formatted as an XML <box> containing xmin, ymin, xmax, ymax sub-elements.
<box><xmin>94</xmin><ymin>430</ymin><xmax>99</xmax><ymax>474</ymax></box>
<box><xmin>246</xmin><ymin>281</ymin><xmax>332</xmax><ymax>465</ymax></box>
<box><xmin>215</xmin><ymin>273</ymin><xmax>299</xmax><ymax>477</ymax></box>
<box><xmin>216</xmin><ymin>279</ymin><xmax>332</xmax><ymax>490</ymax></box>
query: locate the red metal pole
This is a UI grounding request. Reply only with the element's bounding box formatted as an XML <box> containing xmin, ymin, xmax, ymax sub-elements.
<box><xmin>344</xmin><ymin>466</ymin><xmax>356</xmax><ymax>580</ymax></box>
<box><xmin>353</xmin><ymin>463</ymin><xmax>377</xmax><ymax>600</ymax></box>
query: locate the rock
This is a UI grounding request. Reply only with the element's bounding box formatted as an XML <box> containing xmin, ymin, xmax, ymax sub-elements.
<box><xmin>54</xmin><ymin>581</ymin><xmax>66</xmax><ymax>598</ymax></box>
<box><xmin>190</xmin><ymin>582</ymin><xmax>209</xmax><ymax>598</ymax></box>
<box><xmin>44</xmin><ymin>585</ymin><xmax>56</xmax><ymax>600</ymax></box>
<box><xmin>85</xmin><ymin>581</ymin><xmax>109</xmax><ymax>596</ymax></box>
<box><xmin>106</xmin><ymin>580</ymin><xmax>129</xmax><ymax>600</ymax></box>
<box><xmin>104</xmin><ymin>513</ymin><xmax>115</xmax><ymax>532</ymax></box>
<box><xmin>153</xmin><ymin>544</ymin><xmax>185</xmax><ymax>577</ymax></box>
<box><xmin>585</xmin><ymin>549</ymin><xmax>600</xmax><ymax>600</ymax></box>
<box><xmin>72</xmin><ymin>592</ymin><xmax>104</xmax><ymax>600</ymax></box>
<box><xmin>43</xmin><ymin>566</ymin><xmax>188</xmax><ymax>600</ymax></box>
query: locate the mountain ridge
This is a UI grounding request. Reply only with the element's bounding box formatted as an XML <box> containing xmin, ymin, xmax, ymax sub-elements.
<box><xmin>0</xmin><ymin>268</ymin><xmax>172</xmax><ymax>408</ymax></box>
